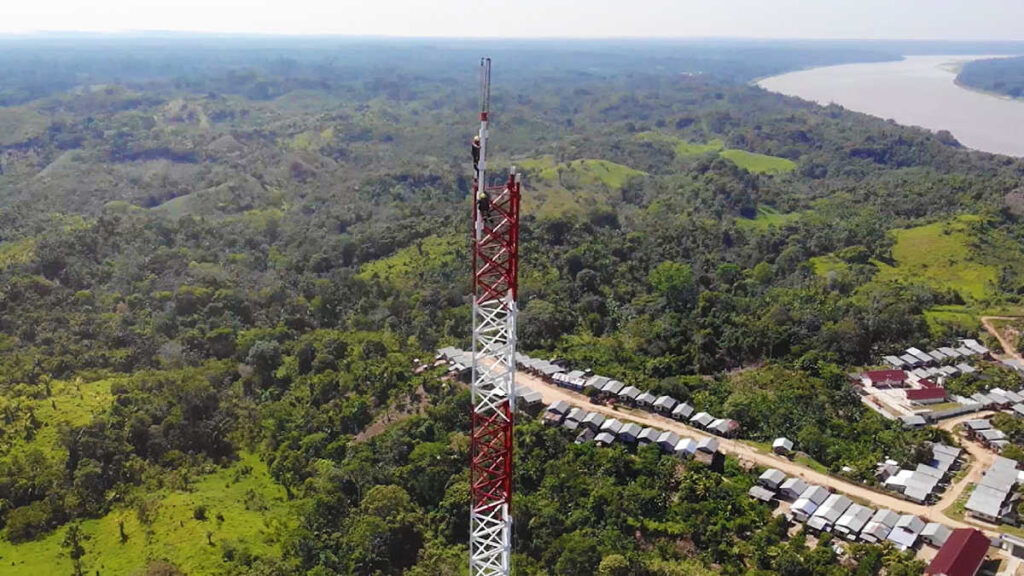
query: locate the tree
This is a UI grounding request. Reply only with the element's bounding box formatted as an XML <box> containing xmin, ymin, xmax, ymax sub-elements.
<box><xmin>246</xmin><ymin>340</ymin><xmax>282</xmax><ymax>389</ymax></box>
<box><xmin>62</xmin><ymin>523</ymin><xmax>87</xmax><ymax>576</ymax></box>
<box><xmin>598</xmin><ymin>554</ymin><xmax>629</xmax><ymax>576</ymax></box>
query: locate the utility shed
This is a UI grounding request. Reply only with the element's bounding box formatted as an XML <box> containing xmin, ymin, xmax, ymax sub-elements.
<box><xmin>925</xmin><ymin>528</ymin><xmax>990</xmax><ymax>576</ymax></box>
<box><xmin>808</xmin><ymin>494</ymin><xmax>852</xmax><ymax>532</ymax></box>
<box><xmin>773</xmin><ymin>437</ymin><xmax>794</xmax><ymax>455</ymax></box>
<box><xmin>759</xmin><ymin>469</ymin><xmax>786</xmax><ymax>490</ymax></box>
<box><xmin>835</xmin><ymin>504</ymin><xmax>873</xmax><ymax>540</ymax></box>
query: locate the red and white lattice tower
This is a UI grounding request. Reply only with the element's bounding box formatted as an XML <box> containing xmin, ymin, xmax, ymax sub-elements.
<box><xmin>470</xmin><ymin>57</ymin><xmax>520</xmax><ymax>576</ymax></box>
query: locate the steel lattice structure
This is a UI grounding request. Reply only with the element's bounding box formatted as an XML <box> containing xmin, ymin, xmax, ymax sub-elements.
<box><xmin>470</xmin><ymin>57</ymin><xmax>520</xmax><ymax>576</ymax></box>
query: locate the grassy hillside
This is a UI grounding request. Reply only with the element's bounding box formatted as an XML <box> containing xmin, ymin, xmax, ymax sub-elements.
<box><xmin>357</xmin><ymin>234</ymin><xmax>464</xmax><ymax>289</ymax></box>
<box><xmin>0</xmin><ymin>452</ymin><xmax>291</xmax><ymax>576</ymax></box>
<box><xmin>518</xmin><ymin>156</ymin><xmax>645</xmax><ymax>217</ymax></box>
<box><xmin>720</xmin><ymin>149</ymin><xmax>797</xmax><ymax>175</ymax></box>
<box><xmin>737</xmin><ymin>204</ymin><xmax>803</xmax><ymax>231</ymax></box>
<box><xmin>874</xmin><ymin>215</ymin><xmax>997</xmax><ymax>302</ymax></box>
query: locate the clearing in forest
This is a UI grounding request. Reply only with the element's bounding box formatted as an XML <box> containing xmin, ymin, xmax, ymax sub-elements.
<box><xmin>0</xmin><ymin>452</ymin><xmax>291</xmax><ymax>576</ymax></box>
<box><xmin>873</xmin><ymin>215</ymin><xmax>997</xmax><ymax>302</ymax></box>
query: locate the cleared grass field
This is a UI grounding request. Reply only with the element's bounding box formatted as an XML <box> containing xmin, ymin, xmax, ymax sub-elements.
<box><xmin>633</xmin><ymin>131</ymin><xmax>795</xmax><ymax>174</ymax></box>
<box><xmin>874</xmin><ymin>215</ymin><xmax>997</xmax><ymax>302</ymax></box>
<box><xmin>737</xmin><ymin>204</ymin><xmax>804</xmax><ymax>231</ymax></box>
<box><xmin>0</xmin><ymin>452</ymin><xmax>291</xmax><ymax>576</ymax></box>
<box><xmin>357</xmin><ymin>234</ymin><xmax>463</xmax><ymax>289</ymax></box>
<box><xmin>924</xmin><ymin>305</ymin><xmax>981</xmax><ymax>335</ymax></box>
<box><xmin>719</xmin><ymin>149</ymin><xmax>797</xmax><ymax>175</ymax></box>
<box><xmin>518</xmin><ymin>156</ymin><xmax>645</xmax><ymax>218</ymax></box>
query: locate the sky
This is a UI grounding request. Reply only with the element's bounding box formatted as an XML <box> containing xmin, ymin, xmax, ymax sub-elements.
<box><xmin>4</xmin><ymin>0</ymin><xmax>1024</xmax><ymax>40</ymax></box>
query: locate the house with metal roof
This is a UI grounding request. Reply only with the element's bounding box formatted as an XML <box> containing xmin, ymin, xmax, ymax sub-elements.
<box><xmin>565</xmin><ymin>407</ymin><xmax>586</xmax><ymax>422</ymax></box>
<box><xmin>1001</xmin><ymin>389</ymin><xmax>1024</xmax><ymax>404</ymax></box>
<box><xmin>690</xmin><ymin>412</ymin><xmax>714</xmax><ymax>428</ymax></box>
<box><xmin>748</xmin><ymin>485</ymin><xmax>775</xmax><ymax>503</ymax></box>
<box><xmin>618</xmin><ymin>423</ymin><xmax>642</xmax><ymax>444</ymax></box>
<box><xmin>759</xmin><ymin>468</ymin><xmax>786</xmax><ymax>490</ymax></box>
<box><xmin>901</xmin><ymin>414</ymin><xmax>928</xmax><ymax>429</ymax></box>
<box><xmin>581</xmin><ymin>412</ymin><xmax>606</xmax><ymax>431</ymax></box>
<box><xmin>779</xmin><ymin>477</ymin><xmax>808</xmax><ymax>500</ymax></box>
<box><xmin>808</xmin><ymin>494</ymin><xmax>852</xmax><ymax>532</ymax></box>
<box><xmin>675</xmin><ymin>438</ymin><xmax>697</xmax><ymax>457</ymax></box>
<box><xmin>864</xmin><ymin>370</ymin><xmax>907</xmax><ymax>388</ymax></box>
<box><xmin>602</xmin><ymin>380</ymin><xmax>625</xmax><ymax>395</ymax></box>
<box><xmin>562</xmin><ymin>418</ymin><xmax>581</xmax><ymax>431</ymax></box>
<box><xmin>671</xmin><ymin>402</ymin><xmax>694</xmax><ymax>421</ymax></box>
<box><xmin>902</xmin><ymin>353</ymin><xmax>924</xmax><ymax>368</ymax></box>
<box><xmin>585</xmin><ymin>375</ymin><xmax>610</xmax><ymax>391</ymax></box>
<box><xmin>956</xmin><ymin>345</ymin><xmax>977</xmax><ymax>357</ymax></box>
<box><xmin>637</xmin><ymin>427</ymin><xmax>661</xmax><ymax>445</ymax></box>
<box><xmin>939</xmin><ymin>347</ymin><xmax>962</xmax><ymax>359</ymax></box>
<box><xmin>860</xmin><ymin>509</ymin><xmax>899</xmax><ymax>543</ymax></box>
<box><xmin>962</xmin><ymin>339</ymin><xmax>990</xmax><ymax>355</ymax></box>
<box><xmin>546</xmin><ymin>400</ymin><xmax>570</xmax><ymax>415</ymax></box>
<box><xmin>708</xmin><ymin>418</ymin><xmax>740</xmax><ymax>437</ymax></box>
<box><xmin>656</xmin><ymin>431</ymin><xmax>681</xmax><ymax>453</ymax></box>
<box><xmin>921</xmin><ymin>523</ymin><xmax>952</xmax><ymax>547</ymax></box>
<box><xmin>884</xmin><ymin>355</ymin><xmax>906</xmax><ymax>368</ymax></box>
<box><xmin>929</xmin><ymin>350</ymin><xmax>948</xmax><ymax>362</ymax></box>
<box><xmin>542</xmin><ymin>411</ymin><xmax>564</xmax><ymax>427</ymax></box>
<box><xmin>652</xmin><ymin>395</ymin><xmax>678</xmax><ymax>414</ymax></box>
<box><xmin>635</xmin><ymin>391</ymin><xmax>656</xmax><ymax>407</ymax></box>
<box><xmin>907</xmin><ymin>387</ymin><xmax>947</xmax><ymax>404</ymax></box>
<box><xmin>887</xmin><ymin>515</ymin><xmax>925</xmax><ymax>550</ymax></box>
<box><xmin>617</xmin><ymin>386</ymin><xmax>641</xmax><ymax>402</ymax></box>
<box><xmin>595</xmin><ymin>432</ymin><xmax>617</xmax><ymax>446</ymax></box>
<box><xmin>908</xmin><ymin>347</ymin><xmax>934</xmax><ymax>364</ymax></box>
<box><xmin>773</xmin><ymin>437</ymin><xmax>794</xmax><ymax>455</ymax></box>
<box><xmin>925</xmin><ymin>528</ymin><xmax>990</xmax><ymax>576</ymax></box>
<box><xmin>696</xmin><ymin>437</ymin><xmax>719</xmax><ymax>454</ymax></box>
<box><xmin>601</xmin><ymin>418</ymin><xmax>623</xmax><ymax>435</ymax></box>
<box><xmin>574</xmin><ymin>429</ymin><xmax>596</xmax><ymax>444</ymax></box>
<box><xmin>956</xmin><ymin>362</ymin><xmax>977</xmax><ymax>374</ymax></box>
<box><xmin>791</xmin><ymin>485</ymin><xmax>830</xmax><ymax>522</ymax></box>
<box><xmin>966</xmin><ymin>485</ymin><xmax>1013</xmax><ymax>523</ymax></box>
<box><xmin>835</xmin><ymin>504</ymin><xmax>873</xmax><ymax>540</ymax></box>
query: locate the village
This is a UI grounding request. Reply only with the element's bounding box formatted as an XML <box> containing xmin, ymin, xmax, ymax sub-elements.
<box><xmin>436</xmin><ymin>336</ymin><xmax>1024</xmax><ymax>576</ymax></box>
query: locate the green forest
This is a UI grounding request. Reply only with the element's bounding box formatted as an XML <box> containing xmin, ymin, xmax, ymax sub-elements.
<box><xmin>958</xmin><ymin>56</ymin><xmax>1024</xmax><ymax>98</ymax></box>
<box><xmin>1</xmin><ymin>37</ymin><xmax>1024</xmax><ymax>575</ymax></box>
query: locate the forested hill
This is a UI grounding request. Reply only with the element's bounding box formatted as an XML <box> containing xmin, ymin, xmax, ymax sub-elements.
<box><xmin>957</xmin><ymin>55</ymin><xmax>1024</xmax><ymax>98</ymax></box>
<box><xmin>1</xmin><ymin>38</ymin><xmax>1024</xmax><ymax>575</ymax></box>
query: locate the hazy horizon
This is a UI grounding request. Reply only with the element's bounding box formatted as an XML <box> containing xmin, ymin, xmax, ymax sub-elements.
<box><xmin>5</xmin><ymin>0</ymin><xmax>1024</xmax><ymax>41</ymax></box>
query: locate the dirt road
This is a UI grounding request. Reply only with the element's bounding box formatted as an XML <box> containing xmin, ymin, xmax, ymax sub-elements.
<box><xmin>518</xmin><ymin>370</ymin><xmax>1000</xmax><ymax>536</ymax></box>
<box><xmin>981</xmin><ymin>316</ymin><xmax>1024</xmax><ymax>362</ymax></box>
<box><xmin>934</xmin><ymin>413</ymin><xmax>996</xmax><ymax>512</ymax></box>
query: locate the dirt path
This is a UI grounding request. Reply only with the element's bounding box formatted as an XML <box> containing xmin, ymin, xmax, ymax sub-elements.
<box><xmin>934</xmin><ymin>413</ymin><xmax>996</xmax><ymax>512</ymax></box>
<box><xmin>981</xmin><ymin>316</ymin><xmax>1024</xmax><ymax>362</ymax></box>
<box><xmin>518</xmin><ymin>370</ymin><xmax>1001</xmax><ymax>536</ymax></box>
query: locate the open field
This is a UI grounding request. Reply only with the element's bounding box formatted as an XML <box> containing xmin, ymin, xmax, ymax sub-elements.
<box><xmin>719</xmin><ymin>149</ymin><xmax>797</xmax><ymax>174</ymax></box>
<box><xmin>0</xmin><ymin>452</ymin><xmax>291</xmax><ymax>576</ymax></box>
<box><xmin>874</xmin><ymin>215</ymin><xmax>997</xmax><ymax>302</ymax></box>
<box><xmin>737</xmin><ymin>204</ymin><xmax>804</xmax><ymax>231</ymax></box>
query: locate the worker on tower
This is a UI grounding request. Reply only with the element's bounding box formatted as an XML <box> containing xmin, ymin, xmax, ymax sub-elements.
<box><xmin>471</xmin><ymin>135</ymin><xmax>481</xmax><ymax>176</ymax></box>
<box><xmin>477</xmin><ymin>187</ymin><xmax>491</xmax><ymax>226</ymax></box>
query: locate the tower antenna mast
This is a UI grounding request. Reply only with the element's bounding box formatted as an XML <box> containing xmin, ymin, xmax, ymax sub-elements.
<box><xmin>469</xmin><ymin>57</ymin><xmax>520</xmax><ymax>576</ymax></box>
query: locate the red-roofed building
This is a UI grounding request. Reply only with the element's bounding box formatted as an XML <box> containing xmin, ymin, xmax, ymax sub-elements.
<box><xmin>919</xmin><ymin>378</ymin><xmax>939</xmax><ymax>389</ymax></box>
<box><xmin>907</xmin><ymin>387</ymin><xmax>948</xmax><ymax>404</ymax></box>
<box><xmin>863</xmin><ymin>370</ymin><xmax>907</xmax><ymax>388</ymax></box>
<box><xmin>926</xmin><ymin>528</ymin><xmax>990</xmax><ymax>576</ymax></box>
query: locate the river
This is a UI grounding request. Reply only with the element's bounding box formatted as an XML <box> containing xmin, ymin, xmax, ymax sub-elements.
<box><xmin>757</xmin><ymin>55</ymin><xmax>1024</xmax><ymax>158</ymax></box>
